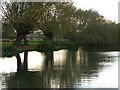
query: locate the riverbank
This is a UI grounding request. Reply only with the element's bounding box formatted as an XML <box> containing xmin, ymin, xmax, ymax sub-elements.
<box><xmin>2</xmin><ymin>40</ymin><xmax>119</xmax><ymax>57</ymax></box>
<box><xmin>2</xmin><ymin>40</ymin><xmax>77</xmax><ymax>57</ymax></box>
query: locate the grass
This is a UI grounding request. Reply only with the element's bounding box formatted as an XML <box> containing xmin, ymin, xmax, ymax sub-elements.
<box><xmin>2</xmin><ymin>42</ymin><xmax>41</xmax><ymax>52</ymax></box>
<box><xmin>2</xmin><ymin>41</ymin><xmax>41</xmax><ymax>45</ymax></box>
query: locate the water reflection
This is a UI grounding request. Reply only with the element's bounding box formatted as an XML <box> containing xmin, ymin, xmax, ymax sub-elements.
<box><xmin>15</xmin><ymin>51</ymin><xmax>28</xmax><ymax>71</ymax></box>
<box><xmin>0</xmin><ymin>48</ymin><xmax>118</xmax><ymax>88</ymax></box>
<box><xmin>45</xmin><ymin>51</ymin><xmax>54</xmax><ymax>68</ymax></box>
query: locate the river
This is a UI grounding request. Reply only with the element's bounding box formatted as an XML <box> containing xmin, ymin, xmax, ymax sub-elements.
<box><xmin>0</xmin><ymin>47</ymin><xmax>118</xmax><ymax>89</ymax></box>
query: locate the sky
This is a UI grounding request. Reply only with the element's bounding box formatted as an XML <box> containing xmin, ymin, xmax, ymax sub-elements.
<box><xmin>73</xmin><ymin>0</ymin><xmax>119</xmax><ymax>23</ymax></box>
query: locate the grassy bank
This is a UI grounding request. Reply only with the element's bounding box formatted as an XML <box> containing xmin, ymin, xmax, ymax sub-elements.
<box><xmin>2</xmin><ymin>39</ymin><xmax>119</xmax><ymax>57</ymax></box>
<box><xmin>2</xmin><ymin>40</ymin><xmax>77</xmax><ymax>57</ymax></box>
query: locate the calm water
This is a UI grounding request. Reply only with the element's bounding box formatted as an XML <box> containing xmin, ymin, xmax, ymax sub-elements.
<box><xmin>0</xmin><ymin>47</ymin><xmax>118</xmax><ymax>89</ymax></box>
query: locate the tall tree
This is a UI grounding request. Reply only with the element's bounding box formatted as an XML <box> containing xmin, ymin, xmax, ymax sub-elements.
<box><xmin>1</xmin><ymin>2</ymin><xmax>45</xmax><ymax>47</ymax></box>
<box><xmin>1</xmin><ymin>2</ymin><xmax>76</xmax><ymax>45</ymax></box>
<box><xmin>39</xmin><ymin>2</ymin><xmax>76</xmax><ymax>40</ymax></box>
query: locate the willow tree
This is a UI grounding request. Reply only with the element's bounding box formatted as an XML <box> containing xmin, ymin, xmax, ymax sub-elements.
<box><xmin>1</xmin><ymin>1</ymin><xmax>76</xmax><ymax>46</ymax></box>
<box><xmin>1</xmin><ymin>2</ymin><xmax>45</xmax><ymax>47</ymax></box>
<box><xmin>57</xmin><ymin>2</ymin><xmax>77</xmax><ymax>39</ymax></box>
<box><xmin>39</xmin><ymin>2</ymin><xmax>76</xmax><ymax>40</ymax></box>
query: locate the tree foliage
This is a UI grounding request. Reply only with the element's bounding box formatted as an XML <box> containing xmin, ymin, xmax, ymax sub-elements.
<box><xmin>1</xmin><ymin>1</ymin><xmax>118</xmax><ymax>46</ymax></box>
<box><xmin>1</xmin><ymin>2</ymin><xmax>46</xmax><ymax>46</ymax></box>
<box><xmin>64</xmin><ymin>9</ymin><xmax>118</xmax><ymax>46</ymax></box>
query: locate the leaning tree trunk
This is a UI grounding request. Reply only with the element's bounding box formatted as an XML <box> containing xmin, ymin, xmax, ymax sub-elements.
<box><xmin>12</xmin><ymin>34</ymin><xmax>28</xmax><ymax>47</ymax></box>
<box><xmin>12</xmin><ymin>34</ymin><xmax>24</xmax><ymax>47</ymax></box>
<box><xmin>44</xmin><ymin>32</ymin><xmax>53</xmax><ymax>41</ymax></box>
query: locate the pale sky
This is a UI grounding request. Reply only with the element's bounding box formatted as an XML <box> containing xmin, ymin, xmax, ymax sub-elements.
<box><xmin>73</xmin><ymin>0</ymin><xmax>119</xmax><ymax>23</ymax></box>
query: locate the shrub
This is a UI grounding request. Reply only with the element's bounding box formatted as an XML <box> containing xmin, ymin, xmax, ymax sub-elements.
<box><xmin>2</xmin><ymin>45</ymin><xmax>19</xmax><ymax>57</ymax></box>
<box><xmin>37</xmin><ymin>40</ymin><xmax>77</xmax><ymax>52</ymax></box>
<box><xmin>37</xmin><ymin>40</ymin><xmax>57</xmax><ymax>52</ymax></box>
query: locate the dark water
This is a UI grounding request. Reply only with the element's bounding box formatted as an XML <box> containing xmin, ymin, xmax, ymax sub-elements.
<box><xmin>0</xmin><ymin>47</ymin><xmax>118</xmax><ymax>89</ymax></box>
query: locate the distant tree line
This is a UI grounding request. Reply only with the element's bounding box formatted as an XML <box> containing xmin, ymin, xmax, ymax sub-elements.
<box><xmin>1</xmin><ymin>1</ymin><xmax>118</xmax><ymax>47</ymax></box>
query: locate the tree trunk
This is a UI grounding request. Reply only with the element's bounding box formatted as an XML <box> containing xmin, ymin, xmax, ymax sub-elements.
<box><xmin>23</xmin><ymin>51</ymin><xmax>28</xmax><ymax>71</ymax></box>
<box><xmin>44</xmin><ymin>32</ymin><xmax>53</xmax><ymax>41</ymax></box>
<box><xmin>45</xmin><ymin>51</ymin><xmax>54</xmax><ymax>68</ymax></box>
<box><xmin>12</xmin><ymin>34</ymin><xmax>24</xmax><ymax>47</ymax></box>
<box><xmin>24</xmin><ymin>35</ymin><xmax>28</xmax><ymax>45</ymax></box>
<box><xmin>16</xmin><ymin>53</ymin><xmax>22</xmax><ymax>71</ymax></box>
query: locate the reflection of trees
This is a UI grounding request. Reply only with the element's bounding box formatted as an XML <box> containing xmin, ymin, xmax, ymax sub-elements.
<box><xmin>16</xmin><ymin>53</ymin><xmax>22</xmax><ymax>71</ymax></box>
<box><xmin>15</xmin><ymin>51</ymin><xmax>28</xmax><ymax>71</ymax></box>
<box><xmin>44</xmin><ymin>51</ymin><xmax>54</xmax><ymax>68</ymax></box>
<box><xmin>23</xmin><ymin>51</ymin><xmax>28</xmax><ymax>71</ymax></box>
<box><xmin>5</xmin><ymin>48</ymin><xmax>116</xmax><ymax>88</ymax></box>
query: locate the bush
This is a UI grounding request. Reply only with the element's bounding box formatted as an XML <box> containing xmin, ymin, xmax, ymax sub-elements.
<box><xmin>55</xmin><ymin>40</ymin><xmax>76</xmax><ymax>49</ymax></box>
<box><xmin>37</xmin><ymin>40</ymin><xmax>77</xmax><ymax>52</ymax></box>
<box><xmin>37</xmin><ymin>40</ymin><xmax>57</xmax><ymax>52</ymax></box>
<box><xmin>2</xmin><ymin>45</ymin><xmax>19</xmax><ymax>57</ymax></box>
